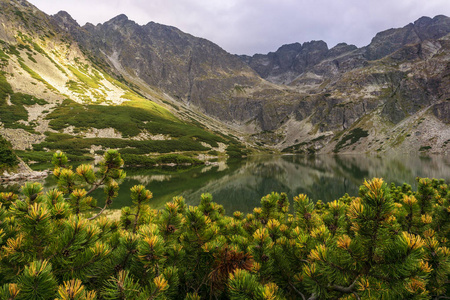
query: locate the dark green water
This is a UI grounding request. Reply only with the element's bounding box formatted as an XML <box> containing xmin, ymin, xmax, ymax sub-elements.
<box><xmin>3</xmin><ymin>155</ymin><xmax>450</xmax><ymax>214</ymax></box>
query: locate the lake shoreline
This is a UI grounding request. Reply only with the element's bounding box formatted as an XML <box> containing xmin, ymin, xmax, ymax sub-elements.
<box><xmin>1</xmin><ymin>157</ymin><xmax>50</xmax><ymax>183</ymax></box>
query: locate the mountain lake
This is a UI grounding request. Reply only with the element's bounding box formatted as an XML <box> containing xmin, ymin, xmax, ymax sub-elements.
<box><xmin>2</xmin><ymin>154</ymin><xmax>450</xmax><ymax>214</ymax></box>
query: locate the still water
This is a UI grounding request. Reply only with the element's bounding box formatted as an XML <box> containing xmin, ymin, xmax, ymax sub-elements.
<box><xmin>6</xmin><ymin>155</ymin><xmax>450</xmax><ymax>214</ymax></box>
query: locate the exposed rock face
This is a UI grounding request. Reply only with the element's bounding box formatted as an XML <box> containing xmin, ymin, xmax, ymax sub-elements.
<box><xmin>364</xmin><ymin>15</ymin><xmax>450</xmax><ymax>60</ymax></box>
<box><xmin>240</xmin><ymin>41</ymin><xmax>358</xmax><ymax>85</ymax></box>
<box><xmin>432</xmin><ymin>102</ymin><xmax>450</xmax><ymax>124</ymax></box>
<box><xmin>52</xmin><ymin>13</ymin><xmax>264</xmax><ymax>124</ymax></box>
<box><xmin>234</xmin><ymin>15</ymin><xmax>450</xmax><ymax>154</ymax></box>
<box><xmin>280</xmin><ymin>33</ymin><xmax>450</xmax><ymax>154</ymax></box>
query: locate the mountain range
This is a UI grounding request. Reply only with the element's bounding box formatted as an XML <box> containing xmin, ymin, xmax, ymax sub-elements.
<box><xmin>0</xmin><ymin>0</ymin><xmax>449</xmax><ymax>162</ymax></box>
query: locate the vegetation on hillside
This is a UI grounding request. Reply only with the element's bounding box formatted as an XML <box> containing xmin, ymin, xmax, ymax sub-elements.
<box><xmin>0</xmin><ymin>38</ymin><xmax>239</xmax><ymax>161</ymax></box>
<box><xmin>333</xmin><ymin>128</ymin><xmax>369</xmax><ymax>153</ymax></box>
<box><xmin>45</xmin><ymin>99</ymin><xmax>223</xmax><ymax>145</ymax></box>
<box><xmin>0</xmin><ymin>151</ymin><xmax>448</xmax><ymax>299</ymax></box>
<box><xmin>0</xmin><ymin>135</ymin><xmax>18</xmax><ymax>171</ymax></box>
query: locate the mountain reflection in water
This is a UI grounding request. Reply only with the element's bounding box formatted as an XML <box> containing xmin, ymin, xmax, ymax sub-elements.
<box><xmin>5</xmin><ymin>155</ymin><xmax>449</xmax><ymax>215</ymax></box>
<box><xmin>93</xmin><ymin>154</ymin><xmax>450</xmax><ymax>214</ymax></box>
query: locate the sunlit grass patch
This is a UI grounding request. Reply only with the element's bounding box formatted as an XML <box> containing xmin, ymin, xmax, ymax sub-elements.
<box><xmin>67</xmin><ymin>65</ymin><xmax>100</xmax><ymax>89</ymax></box>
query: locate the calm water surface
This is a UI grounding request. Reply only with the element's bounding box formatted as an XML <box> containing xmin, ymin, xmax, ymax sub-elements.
<box><xmin>4</xmin><ymin>155</ymin><xmax>450</xmax><ymax>214</ymax></box>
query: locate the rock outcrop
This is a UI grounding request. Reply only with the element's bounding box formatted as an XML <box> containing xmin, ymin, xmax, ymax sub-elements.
<box><xmin>364</xmin><ymin>15</ymin><xmax>450</xmax><ymax>60</ymax></box>
<box><xmin>240</xmin><ymin>41</ymin><xmax>359</xmax><ymax>85</ymax></box>
<box><xmin>0</xmin><ymin>157</ymin><xmax>49</xmax><ymax>183</ymax></box>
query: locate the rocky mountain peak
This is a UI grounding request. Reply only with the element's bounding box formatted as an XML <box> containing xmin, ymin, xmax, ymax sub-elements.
<box><xmin>364</xmin><ymin>15</ymin><xmax>450</xmax><ymax>60</ymax></box>
<box><xmin>301</xmin><ymin>40</ymin><xmax>328</xmax><ymax>51</ymax></box>
<box><xmin>416</xmin><ymin>15</ymin><xmax>450</xmax><ymax>39</ymax></box>
<box><xmin>275</xmin><ymin>42</ymin><xmax>302</xmax><ymax>53</ymax></box>
<box><xmin>53</xmin><ymin>11</ymin><xmax>79</xmax><ymax>27</ymax></box>
<box><xmin>241</xmin><ymin>40</ymin><xmax>336</xmax><ymax>84</ymax></box>
<box><xmin>55</xmin><ymin>11</ymin><xmax>262</xmax><ymax>127</ymax></box>
<box><xmin>106</xmin><ymin>14</ymin><xmax>130</xmax><ymax>24</ymax></box>
<box><xmin>327</xmin><ymin>43</ymin><xmax>358</xmax><ymax>57</ymax></box>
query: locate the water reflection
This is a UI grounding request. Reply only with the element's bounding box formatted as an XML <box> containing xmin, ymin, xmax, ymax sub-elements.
<box><xmin>106</xmin><ymin>154</ymin><xmax>450</xmax><ymax>213</ymax></box>
<box><xmin>2</xmin><ymin>155</ymin><xmax>450</xmax><ymax>214</ymax></box>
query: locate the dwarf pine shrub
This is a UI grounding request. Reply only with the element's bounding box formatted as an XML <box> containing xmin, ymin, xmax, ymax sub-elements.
<box><xmin>0</xmin><ymin>150</ymin><xmax>448</xmax><ymax>299</ymax></box>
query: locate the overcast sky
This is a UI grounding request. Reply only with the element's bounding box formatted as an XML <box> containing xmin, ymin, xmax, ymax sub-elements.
<box><xmin>28</xmin><ymin>0</ymin><xmax>450</xmax><ymax>55</ymax></box>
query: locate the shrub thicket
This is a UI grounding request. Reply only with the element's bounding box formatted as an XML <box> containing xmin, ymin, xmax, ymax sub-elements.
<box><xmin>0</xmin><ymin>151</ymin><xmax>448</xmax><ymax>299</ymax></box>
<box><xmin>226</xmin><ymin>144</ymin><xmax>247</xmax><ymax>158</ymax></box>
<box><xmin>34</xmin><ymin>136</ymin><xmax>209</xmax><ymax>157</ymax></box>
<box><xmin>0</xmin><ymin>135</ymin><xmax>18</xmax><ymax>170</ymax></box>
<box><xmin>0</xmin><ymin>71</ymin><xmax>47</xmax><ymax>131</ymax></box>
<box><xmin>46</xmin><ymin>99</ymin><xmax>225</xmax><ymax>146</ymax></box>
<box><xmin>333</xmin><ymin>128</ymin><xmax>369</xmax><ymax>153</ymax></box>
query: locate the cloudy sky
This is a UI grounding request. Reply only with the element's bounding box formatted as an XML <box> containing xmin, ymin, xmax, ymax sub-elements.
<box><xmin>28</xmin><ymin>0</ymin><xmax>450</xmax><ymax>55</ymax></box>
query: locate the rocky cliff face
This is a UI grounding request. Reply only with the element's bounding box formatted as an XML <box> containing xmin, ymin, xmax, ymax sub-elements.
<box><xmin>364</xmin><ymin>15</ymin><xmax>450</xmax><ymax>60</ymax></box>
<box><xmin>239</xmin><ymin>15</ymin><xmax>450</xmax><ymax>154</ymax></box>
<box><xmin>275</xmin><ymin>34</ymin><xmax>450</xmax><ymax>155</ymax></box>
<box><xmin>52</xmin><ymin>12</ymin><xmax>272</xmax><ymax>125</ymax></box>
<box><xmin>240</xmin><ymin>41</ymin><xmax>359</xmax><ymax>85</ymax></box>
